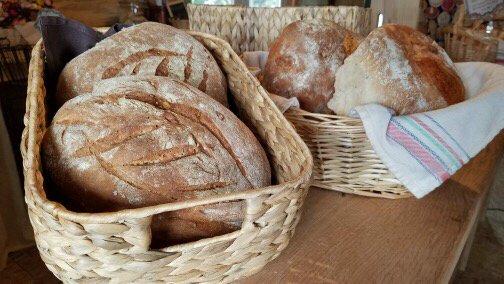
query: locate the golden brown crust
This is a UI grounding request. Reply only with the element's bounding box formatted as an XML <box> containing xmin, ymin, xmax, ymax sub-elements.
<box><xmin>262</xmin><ymin>20</ymin><xmax>362</xmax><ymax>113</ymax></box>
<box><xmin>56</xmin><ymin>22</ymin><xmax>227</xmax><ymax>108</ymax></box>
<box><xmin>342</xmin><ymin>33</ymin><xmax>361</xmax><ymax>55</ymax></box>
<box><xmin>43</xmin><ymin>76</ymin><xmax>271</xmax><ymax>247</ymax></box>
<box><xmin>328</xmin><ymin>24</ymin><xmax>465</xmax><ymax>115</ymax></box>
<box><xmin>383</xmin><ymin>25</ymin><xmax>465</xmax><ymax>106</ymax></box>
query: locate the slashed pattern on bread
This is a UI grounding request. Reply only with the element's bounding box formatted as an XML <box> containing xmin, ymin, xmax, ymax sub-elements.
<box><xmin>43</xmin><ymin>76</ymin><xmax>270</xmax><ymax>246</ymax></box>
<box><xmin>56</xmin><ymin>22</ymin><xmax>227</xmax><ymax>108</ymax></box>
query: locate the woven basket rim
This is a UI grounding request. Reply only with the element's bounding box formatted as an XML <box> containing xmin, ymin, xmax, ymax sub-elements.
<box><xmin>287</xmin><ymin>107</ymin><xmax>363</xmax><ymax>122</ymax></box>
<box><xmin>23</xmin><ymin>32</ymin><xmax>313</xmax><ymax>224</ymax></box>
<box><xmin>187</xmin><ymin>3</ymin><xmax>370</xmax><ymax>10</ymax></box>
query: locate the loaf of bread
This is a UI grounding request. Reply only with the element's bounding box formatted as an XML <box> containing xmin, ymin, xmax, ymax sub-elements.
<box><xmin>42</xmin><ymin>76</ymin><xmax>271</xmax><ymax>247</ymax></box>
<box><xmin>261</xmin><ymin>20</ymin><xmax>362</xmax><ymax>113</ymax></box>
<box><xmin>327</xmin><ymin>24</ymin><xmax>465</xmax><ymax>115</ymax></box>
<box><xmin>56</xmin><ymin>22</ymin><xmax>227</xmax><ymax>108</ymax></box>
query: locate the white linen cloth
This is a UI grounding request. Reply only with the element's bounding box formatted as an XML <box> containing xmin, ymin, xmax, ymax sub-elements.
<box><xmin>352</xmin><ymin>62</ymin><xmax>504</xmax><ymax>198</ymax></box>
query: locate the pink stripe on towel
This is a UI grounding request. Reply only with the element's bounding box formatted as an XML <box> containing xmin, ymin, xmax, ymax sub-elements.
<box><xmin>411</xmin><ymin>116</ymin><xmax>465</xmax><ymax>165</ymax></box>
<box><xmin>388</xmin><ymin>123</ymin><xmax>451</xmax><ymax>182</ymax></box>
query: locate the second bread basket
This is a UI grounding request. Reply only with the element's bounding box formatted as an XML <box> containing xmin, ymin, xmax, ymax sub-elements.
<box><xmin>189</xmin><ymin>5</ymin><xmax>412</xmax><ymax>199</ymax></box>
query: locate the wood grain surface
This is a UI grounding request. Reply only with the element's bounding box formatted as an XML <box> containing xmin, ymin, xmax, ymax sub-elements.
<box><xmin>0</xmin><ymin>134</ymin><xmax>502</xmax><ymax>282</ymax></box>
<box><xmin>53</xmin><ymin>0</ymin><xmax>119</xmax><ymax>27</ymax></box>
<box><xmin>242</xmin><ymin>132</ymin><xmax>504</xmax><ymax>283</ymax></box>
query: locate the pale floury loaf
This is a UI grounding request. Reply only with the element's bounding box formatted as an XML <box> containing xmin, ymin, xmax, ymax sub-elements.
<box><xmin>56</xmin><ymin>22</ymin><xmax>227</xmax><ymax>108</ymax></box>
<box><xmin>43</xmin><ymin>76</ymin><xmax>270</xmax><ymax>247</ymax></box>
<box><xmin>327</xmin><ymin>24</ymin><xmax>465</xmax><ymax>115</ymax></box>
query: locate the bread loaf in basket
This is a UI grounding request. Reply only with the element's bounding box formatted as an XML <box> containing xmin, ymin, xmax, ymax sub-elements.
<box><xmin>21</xmin><ymin>30</ymin><xmax>313</xmax><ymax>283</ymax></box>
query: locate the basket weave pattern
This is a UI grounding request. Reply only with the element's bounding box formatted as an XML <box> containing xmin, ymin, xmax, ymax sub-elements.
<box><xmin>443</xmin><ymin>4</ymin><xmax>502</xmax><ymax>63</ymax></box>
<box><xmin>186</xmin><ymin>5</ymin><xmax>247</xmax><ymax>52</ymax></box>
<box><xmin>444</xmin><ymin>29</ymin><xmax>498</xmax><ymax>62</ymax></box>
<box><xmin>188</xmin><ymin>4</ymin><xmax>371</xmax><ymax>53</ymax></box>
<box><xmin>21</xmin><ymin>31</ymin><xmax>313</xmax><ymax>283</ymax></box>
<box><xmin>285</xmin><ymin>109</ymin><xmax>411</xmax><ymax>199</ymax></box>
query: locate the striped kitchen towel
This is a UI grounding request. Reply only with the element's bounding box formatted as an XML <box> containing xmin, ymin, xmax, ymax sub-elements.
<box><xmin>353</xmin><ymin>62</ymin><xmax>504</xmax><ymax>198</ymax></box>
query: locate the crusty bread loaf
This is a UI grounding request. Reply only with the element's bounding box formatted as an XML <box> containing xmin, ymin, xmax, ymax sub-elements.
<box><xmin>42</xmin><ymin>76</ymin><xmax>270</xmax><ymax>247</ymax></box>
<box><xmin>327</xmin><ymin>24</ymin><xmax>465</xmax><ymax>115</ymax></box>
<box><xmin>261</xmin><ymin>20</ymin><xmax>362</xmax><ymax>113</ymax></box>
<box><xmin>56</xmin><ymin>22</ymin><xmax>227</xmax><ymax>108</ymax></box>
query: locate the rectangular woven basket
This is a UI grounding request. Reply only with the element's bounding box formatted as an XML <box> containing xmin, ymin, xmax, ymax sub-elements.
<box><xmin>187</xmin><ymin>4</ymin><xmax>372</xmax><ymax>53</ymax></box>
<box><xmin>189</xmin><ymin>5</ymin><xmax>412</xmax><ymax>199</ymax></box>
<box><xmin>21</xmin><ymin>31</ymin><xmax>313</xmax><ymax>283</ymax></box>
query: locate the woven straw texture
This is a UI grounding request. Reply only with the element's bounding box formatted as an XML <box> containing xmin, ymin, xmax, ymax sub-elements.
<box><xmin>285</xmin><ymin>108</ymin><xmax>411</xmax><ymax>199</ymax></box>
<box><xmin>187</xmin><ymin>4</ymin><xmax>371</xmax><ymax>53</ymax></box>
<box><xmin>21</xmin><ymin>31</ymin><xmax>313</xmax><ymax>283</ymax></box>
<box><xmin>444</xmin><ymin>28</ymin><xmax>500</xmax><ymax>62</ymax></box>
<box><xmin>443</xmin><ymin>5</ymin><xmax>503</xmax><ymax>63</ymax></box>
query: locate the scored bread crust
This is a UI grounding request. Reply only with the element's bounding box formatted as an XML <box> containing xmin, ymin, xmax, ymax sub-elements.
<box><xmin>56</xmin><ymin>22</ymin><xmax>227</xmax><ymax>108</ymax></box>
<box><xmin>261</xmin><ymin>20</ymin><xmax>362</xmax><ymax>113</ymax></box>
<box><xmin>327</xmin><ymin>24</ymin><xmax>465</xmax><ymax>115</ymax></box>
<box><xmin>43</xmin><ymin>76</ymin><xmax>270</xmax><ymax>247</ymax></box>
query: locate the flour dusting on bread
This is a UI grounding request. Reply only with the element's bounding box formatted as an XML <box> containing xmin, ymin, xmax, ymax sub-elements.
<box><xmin>43</xmin><ymin>76</ymin><xmax>271</xmax><ymax>246</ymax></box>
<box><xmin>262</xmin><ymin>20</ymin><xmax>362</xmax><ymax>113</ymax></box>
<box><xmin>328</xmin><ymin>24</ymin><xmax>465</xmax><ymax>115</ymax></box>
<box><xmin>56</xmin><ymin>22</ymin><xmax>227</xmax><ymax>108</ymax></box>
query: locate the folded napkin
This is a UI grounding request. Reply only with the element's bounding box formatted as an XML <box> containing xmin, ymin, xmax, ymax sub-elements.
<box><xmin>352</xmin><ymin>62</ymin><xmax>504</xmax><ymax>198</ymax></box>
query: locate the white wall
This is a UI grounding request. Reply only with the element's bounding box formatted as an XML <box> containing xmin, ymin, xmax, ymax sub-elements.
<box><xmin>371</xmin><ymin>0</ymin><xmax>422</xmax><ymax>28</ymax></box>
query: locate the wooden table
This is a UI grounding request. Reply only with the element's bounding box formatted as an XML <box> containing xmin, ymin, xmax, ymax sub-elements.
<box><xmin>242</xmin><ymin>132</ymin><xmax>504</xmax><ymax>283</ymax></box>
<box><xmin>1</xmin><ymin>133</ymin><xmax>502</xmax><ymax>283</ymax></box>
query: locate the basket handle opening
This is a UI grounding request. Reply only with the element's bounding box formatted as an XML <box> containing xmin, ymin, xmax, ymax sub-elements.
<box><xmin>148</xmin><ymin>198</ymin><xmax>245</xmax><ymax>250</ymax></box>
<box><xmin>150</xmin><ymin>193</ymin><xmax>278</xmax><ymax>252</ymax></box>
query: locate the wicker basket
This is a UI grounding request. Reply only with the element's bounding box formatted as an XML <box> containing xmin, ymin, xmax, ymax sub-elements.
<box><xmin>284</xmin><ymin>109</ymin><xmax>411</xmax><ymax>199</ymax></box>
<box><xmin>21</xmin><ymin>31</ymin><xmax>313</xmax><ymax>283</ymax></box>
<box><xmin>187</xmin><ymin>4</ymin><xmax>372</xmax><ymax>53</ymax></box>
<box><xmin>444</xmin><ymin>26</ymin><xmax>501</xmax><ymax>62</ymax></box>
<box><xmin>193</xmin><ymin>5</ymin><xmax>411</xmax><ymax>199</ymax></box>
<box><xmin>443</xmin><ymin>5</ymin><xmax>504</xmax><ymax>63</ymax></box>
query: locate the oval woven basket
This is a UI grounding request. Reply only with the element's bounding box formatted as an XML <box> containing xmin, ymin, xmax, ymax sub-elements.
<box><xmin>21</xmin><ymin>31</ymin><xmax>313</xmax><ymax>283</ymax></box>
<box><xmin>284</xmin><ymin>108</ymin><xmax>411</xmax><ymax>199</ymax></box>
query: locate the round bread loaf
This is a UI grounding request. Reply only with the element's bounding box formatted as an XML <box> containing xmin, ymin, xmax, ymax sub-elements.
<box><xmin>56</xmin><ymin>22</ymin><xmax>227</xmax><ymax>108</ymax></box>
<box><xmin>261</xmin><ymin>20</ymin><xmax>362</xmax><ymax>113</ymax></box>
<box><xmin>327</xmin><ymin>24</ymin><xmax>465</xmax><ymax>115</ymax></box>
<box><xmin>42</xmin><ymin>76</ymin><xmax>270</xmax><ymax>247</ymax></box>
